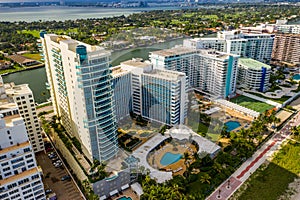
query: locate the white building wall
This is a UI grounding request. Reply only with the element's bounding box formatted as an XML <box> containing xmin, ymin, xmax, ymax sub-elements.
<box><xmin>41</xmin><ymin>33</ymin><xmax>118</xmax><ymax>162</ymax></box>
<box><xmin>0</xmin><ymin>117</ymin><xmax>45</xmax><ymax>200</ymax></box>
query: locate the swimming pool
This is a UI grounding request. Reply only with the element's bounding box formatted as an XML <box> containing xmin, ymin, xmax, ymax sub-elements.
<box><xmin>225</xmin><ymin>121</ymin><xmax>241</xmax><ymax>132</ymax></box>
<box><xmin>117</xmin><ymin>196</ymin><xmax>132</xmax><ymax>200</ymax></box>
<box><xmin>160</xmin><ymin>152</ymin><xmax>182</xmax><ymax>166</ymax></box>
<box><xmin>293</xmin><ymin>74</ymin><xmax>300</xmax><ymax>81</ymax></box>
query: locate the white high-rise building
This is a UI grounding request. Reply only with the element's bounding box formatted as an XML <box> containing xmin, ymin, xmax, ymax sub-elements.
<box><xmin>111</xmin><ymin>65</ymin><xmax>132</xmax><ymax>122</ymax></box>
<box><xmin>0</xmin><ymin>114</ymin><xmax>45</xmax><ymax>200</ymax></box>
<box><xmin>141</xmin><ymin>69</ymin><xmax>187</xmax><ymax>125</ymax></box>
<box><xmin>150</xmin><ymin>47</ymin><xmax>239</xmax><ymax>98</ymax></box>
<box><xmin>196</xmin><ymin>50</ymin><xmax>240</xmax><ymax>98</ymax></box>
<box><xmin>150</xmin><ymin>46</ymin><xmax>199</xmax><ymax>87</ymax></box>
<box><xmin>112</xmin><ymin>59</ymin><xmax>188</xmax><ymax>125</ymax></box>
<box><xmin>237</xmin><ymin>58</ymin><xmax>271</xmax><ymax>92</ymax></box>
<box><xmin>4</xmin><ymin>83</ymin><xmax>44</xmax><ymax>153</ymax></box>
<box><xmin>0</xmin><ymin>77</ymin><xmax>44</xmax><ymax>153</ymax></box>
<box><xmin>183</xmin><ymin>30</ymin><xmax>274</xmax><ymax>63</ymax></box>
<box><xmin>40</xmin><ymin>32</ymin><xmax>117</xmax><ymax>162</ymax></box>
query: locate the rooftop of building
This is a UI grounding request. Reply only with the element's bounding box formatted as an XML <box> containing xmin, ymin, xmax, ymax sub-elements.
<box><xmin>0</xmin><ymin>100</ymin><xmax>17</xmax><ymax>111</ymax></box>
<box><xmin>143</xmin><ymin>69</ymin><xmax>185</xmax><ymax>80</ymax></box>
<box><xmin>150</xmin><ymin>46</ymin><xmax>196</xmax><ymax>57</ymax></box>
<box><xmin>187</xmin><ymin>37</ymin><xmax>225</xmax><ymax>42</ymax></box>
<box><xmin>5</xmin><ymin>83</ymin><xmax>32</xmax><ymax>96</ymax></box>
<box><xmin>0</xmin><ymin>140</ymin><xmax>30</xmax><ymax>155</ymax></box>
<box><xmin>120</xmin><ymin>58</ymin><xmax>151</xmax><ymax>68</ymax></box>
<box><xmin>0</xmin><ymin>167</ymin><xmax>38</xmax><ymax>186</ymax></box>
<box><xmin>238</xmin><ymin>58</ymin><xmax>271</xmax><ymax>70</ymax></box>
<box><xmin>198</xmin><ymin>49</ymin><xmax>239</xmax><ymax>59</ymax></box>
<box><xmin>6</xmin><ymin>55</ymin><xmax>37</xmax><ymax>65</ymax></box>
<box><xmin>45</xmin><ymin>34</ymin><xmax>109</xmax><ymax>55</ymax></box>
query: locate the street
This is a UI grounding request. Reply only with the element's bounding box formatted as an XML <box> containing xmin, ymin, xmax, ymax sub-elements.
<box><xmin>207</xmin><ymin>111</ymin><xmax>300</xmax><ymax>200</ymax></box>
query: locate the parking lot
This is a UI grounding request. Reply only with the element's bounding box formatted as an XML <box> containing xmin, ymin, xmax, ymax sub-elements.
<box><xmin>36</xmin><ymin>151</ymin><xmax>84</xmax><ymax>200</ymax></box>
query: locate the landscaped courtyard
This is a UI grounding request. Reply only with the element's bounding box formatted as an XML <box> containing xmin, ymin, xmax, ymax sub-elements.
<box><xmin>230</xmin><ymin>95</ymin><xmax>274</xmax><ymax>113</ymax></box>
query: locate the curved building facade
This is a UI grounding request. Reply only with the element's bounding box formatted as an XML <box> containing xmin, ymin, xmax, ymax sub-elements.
<box><xmin>41</xmin><ymin>33</ymin><xmax>117</xmax><ymax>162</ymax></box>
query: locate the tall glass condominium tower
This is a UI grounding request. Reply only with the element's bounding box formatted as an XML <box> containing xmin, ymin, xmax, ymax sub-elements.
<box><xmin>40</xmin><ymin>32</ymin><xmax>117</xmax><ymax>162</ymax></box>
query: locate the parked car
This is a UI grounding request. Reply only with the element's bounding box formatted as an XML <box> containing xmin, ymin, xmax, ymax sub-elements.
<box><xmin>45</xmin><ymin>147</ymin><xmax>54</xmax><ymax>152</ymax></box>
<box><xmin>45</xmin><ymin>189</ymin><xmax>52</xmax><ymax>195</ymax></box>
<box><xmin>54</xmin><ymin>163</ymin><xmax>62</xmax><ymax>168</ymax></box>
<box><xmin>49</xmin><ymin>154</ymin><xmax>57</xmax><ymax>159</ymax></box>
<box><xmin>48</xmin><ymin>152</ymin><xmax>56</xmax><ymax>158</ymax></box>
<box><xmin>53</xmin><ymin>160</ymin><xmax>62</xmax><ymax>165</ymax></box>
<box><xmin>61</xmin><ymin>175</ymin><xmax>71</xmax><ymax>181</ymax></box>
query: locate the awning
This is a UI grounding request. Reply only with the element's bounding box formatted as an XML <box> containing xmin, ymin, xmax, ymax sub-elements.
<box><xmin>121</xmin><ymin>184</ymin><xmax>129</xmax><ymax>190</ymax></box>
<box><xmin>100</xmin><ymin>195</ymin><xmax>107</xmax><ymax>200</ymax></box>
<box><xmin>109</xmin><ymin>189</ymin><xmax>118</xmax><ymax>196</ymax></box>
<box><xmin>131</xmin><ymin>182</ymin><xmax>143</xmax><ymax>196</ymax></box>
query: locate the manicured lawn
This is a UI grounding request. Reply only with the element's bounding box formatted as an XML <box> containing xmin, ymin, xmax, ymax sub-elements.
<box><xmin>207</xmin><ymin>133</ymin><xmax>219</xmax><ymax>142</ymax></box>
<box><xmin>233</xmin><ymin>137</ymin><xmax>300</xmax><ymax>200</ymax></box>
<box><xmin>0</xmin><ymin>65</ymin><xmax>24</xmax><ymax>75</ymax></box>
<box><xmin>19</xmin><ymin>30</ymin><xmax>40</xmax><ymax>38</ymax></box>
<box><xmin>22</xmin><ymin>53</ymin><xmax>42</xmax><ymax>61</ymax></box>
<box><xmin>230</xmin><ymin>95</ymin><xmax>274</xmax><ymax>113</ymax></box>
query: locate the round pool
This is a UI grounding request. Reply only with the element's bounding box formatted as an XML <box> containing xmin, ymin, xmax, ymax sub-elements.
<box><xmin>225</xmin><ymin>121</ymin><xmax>241</xmax><ymax>132</ymax></box>
<box><xmin>160</xmin><ymin>152</ymin><xmax>182</xmax><ymax>166</ymax></box>
<box><xmin>293</xmin><ymin>74</ymin><xmax>300</xmax><ymax>81</ymax></box>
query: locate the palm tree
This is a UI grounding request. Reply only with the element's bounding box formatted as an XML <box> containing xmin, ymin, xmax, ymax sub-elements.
<box><xmin>199</xmin><ymin>173</ymin><xmax>211</xmax><ymax>184</ymax></box>
<box><xmin>183</xmin><ymin>152</ymin><xmax>190</xmax><ymax>167</ymax></box>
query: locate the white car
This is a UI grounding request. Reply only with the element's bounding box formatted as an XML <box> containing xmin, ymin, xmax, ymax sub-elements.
<box><xmin>54</xmin><ymin>162</ymin><xmax>62</xmax><ymax>168</ymax></box>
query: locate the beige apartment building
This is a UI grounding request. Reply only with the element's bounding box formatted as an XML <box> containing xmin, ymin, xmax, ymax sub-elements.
<box><xmin>272</xmin><ymin>34</ymin><xmax>300</xmax><ymax>66</ymax></box>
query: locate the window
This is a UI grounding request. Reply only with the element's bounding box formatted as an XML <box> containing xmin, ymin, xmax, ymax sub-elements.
<box><xmin>23</xmin><ymin>148</ymin><xmax>31</xmax><ymax>153</ymax></box>
<box><xmin>31</xmin><ymin>174</ymin><xmax>39</xmax><ymax>180</ymax></box>
<box><xmin>25</xmin><ymin>154</ymin><xmax>32</xmax><ymax>159</ymax></box>
<box><xmin>7</xmin><ymin>130</ymin><xmax>10</xmax><ymax>135</ymax></box>
<box><xmin>11</xmin><ymin>157</ymin><xmax>24</xmax><ymax>164</ymax></box>
<box><xmin>0</xmin><ymin>155</ymin><xmax>7</xmax><ymax>160</ymax></box>
<box><xmin>4</xmin><ymin>172</ymin><xmax>12</xmax><ymax>176</ymax></box>
<box><xmin>1</xmin><ymin>162</ymin><xmax>8</xmax><ymax>167</ymax></box>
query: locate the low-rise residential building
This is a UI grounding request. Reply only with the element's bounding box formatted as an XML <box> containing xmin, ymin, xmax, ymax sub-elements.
<box><xmin>237</xmin><ymin>58</ymin><xmax>271</xmax><ymax>92</ymax></box>
<box><xmin>6</xmin><ymin>55</ymin><xmax>39</xmax><ymax>67</ymax></box>
<box><xmin>0</xmin><ymin>60</ymin><xmax>11</xmax><ymax>70</ymax></box>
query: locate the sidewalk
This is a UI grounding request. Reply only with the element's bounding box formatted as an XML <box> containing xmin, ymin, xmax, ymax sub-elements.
<box><xmin>207</xmin><ymin>112</ymin><xmax>300</xmax><ymax>200</ymax></box>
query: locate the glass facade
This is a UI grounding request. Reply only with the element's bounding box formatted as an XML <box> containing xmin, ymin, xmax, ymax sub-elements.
<box><xmin>78</xmin><ymin>54</ymin><xmax>118</xmax><ymax>162</ymax></box>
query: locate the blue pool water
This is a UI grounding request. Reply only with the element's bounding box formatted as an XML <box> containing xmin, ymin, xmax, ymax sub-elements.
<box><xmin>160</xmin><ymin>152</ymin><xmax>182</xmax><ymax>166</ymax></box>
<box><xmin>117</xmin><ymin>197</ymin><xmax>132</xmax><ymax>200</ymax></box>
<box><xmin>293</xmin><ymin>74</ymin><xmax>300</xmax><ymax>81</ymax></box>
<box><xmin>225</xmin><ymin>121</ymin><xmax>241</xmax><ymax>132</ymax></box>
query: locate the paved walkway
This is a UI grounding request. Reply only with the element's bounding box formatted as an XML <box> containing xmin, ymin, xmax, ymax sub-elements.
<box><xmin>207</xmin><ymin>111</ymin><xmax>300</xmax><ymax>200</ymax></box>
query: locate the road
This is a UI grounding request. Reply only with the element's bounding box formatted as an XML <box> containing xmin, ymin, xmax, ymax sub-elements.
<box><xmin>207</xmin><ymin>111</ymin><xmax>300</xmax><ymax>200</ymax></box>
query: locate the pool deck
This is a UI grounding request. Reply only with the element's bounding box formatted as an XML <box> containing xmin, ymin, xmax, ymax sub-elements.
<box><xmin>112</xmin><ymin>188</ymin><xmax>139</xmax><ymax>200</ymax></box>
<box><xmin>147</xmin><ymin>141</ymin><xmax>197</xmax><ymax>176</ymax></box>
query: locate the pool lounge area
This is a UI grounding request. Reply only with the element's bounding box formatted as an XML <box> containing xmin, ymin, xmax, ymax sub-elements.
<box><xmin>225</xmin><ymin>121</ymin><xmax>241</xmax><ymax>132</ymax></box>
